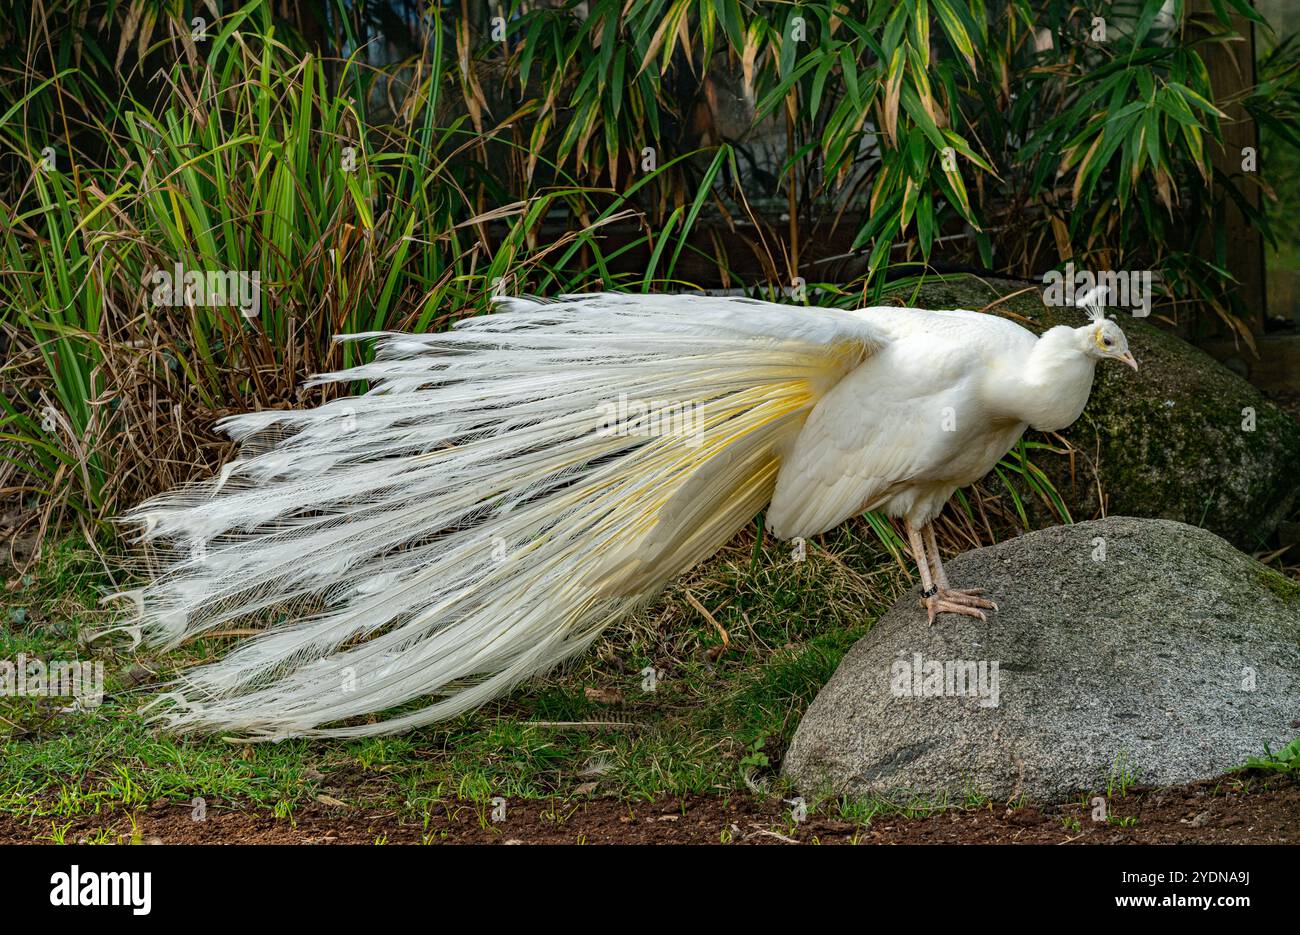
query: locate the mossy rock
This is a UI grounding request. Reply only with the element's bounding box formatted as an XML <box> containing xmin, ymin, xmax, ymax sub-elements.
<box><xmin>888</xmin><ymin>275</ymin><xmax>1300</xmax><ymax>550</ymax></box>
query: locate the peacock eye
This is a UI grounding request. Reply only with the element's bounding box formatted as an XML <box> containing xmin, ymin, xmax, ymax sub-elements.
<box><xmin>1103</xmin><ymin>337</ymin><xmax>1114</xmax><ymax>347</ymax></box>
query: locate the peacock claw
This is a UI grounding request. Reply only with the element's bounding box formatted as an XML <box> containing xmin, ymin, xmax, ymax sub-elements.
<box><xmin>920</xmin><ymin>589</ymin><xmax>998</xmax><ymax>625</ymax></box>
<box><xmin>941</xmin><ymin>588</ymin><xmax>997</xmax><ymax>608</ymax></box>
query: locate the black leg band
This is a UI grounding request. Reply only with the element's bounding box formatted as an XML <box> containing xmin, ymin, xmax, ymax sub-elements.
<box><xmin>922</xmin><ymin>585</ymin><xmax>938</xmax><ymax>598</ymax></box>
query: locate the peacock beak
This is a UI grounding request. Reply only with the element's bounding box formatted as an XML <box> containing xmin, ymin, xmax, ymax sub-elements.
<box><xmin>1119</xmin><ymin>352</ymin><xmax>1139</xmax><ymax>371</ymax></box>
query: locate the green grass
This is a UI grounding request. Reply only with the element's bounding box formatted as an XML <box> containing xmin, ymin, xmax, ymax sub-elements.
<box><xmin>6</xmin><ymin>527</ymin><xmax>1295</xmax><ymax>836</ymax></box>
<box><xmin>834</xmin><ymin>785</ymin><xmax>993</xmax><ymax>826</ymax></box>
<box><xmin>0</xmin><ymin>522</ymin><xmax>909</xmax><ymax>827</ymax></box>
<box><xmin>1241</xmin><ymin>737</ymin><xmax>1300</xmax><ymax>775</ymax></box>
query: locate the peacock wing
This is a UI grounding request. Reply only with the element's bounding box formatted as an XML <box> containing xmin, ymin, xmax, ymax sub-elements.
<box><xmin>765</xmin><ymin>346</ymin><xmax>964</xmax><ymax>540</ymax></box>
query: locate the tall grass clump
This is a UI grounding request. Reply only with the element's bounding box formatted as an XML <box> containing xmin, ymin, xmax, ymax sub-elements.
<box><xmin>0</xmin><ymin>3</ymin><xmax>731</xmax><ymax>532</ymax></box>
<box><xmin>1</xmin><ymin>0</ymin><xmax>1296</xmax><ymax>555</ymax></box>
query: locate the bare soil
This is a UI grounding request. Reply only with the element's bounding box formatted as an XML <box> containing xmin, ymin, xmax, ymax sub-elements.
<box><xmin>2</xmin><ymin>773</ymin><xmax>1294</xmax><ymax>844</ymax></box>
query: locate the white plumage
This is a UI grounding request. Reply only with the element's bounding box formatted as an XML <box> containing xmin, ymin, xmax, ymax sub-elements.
<box><xmin>118</xmin><ymin>293</ymin><xmax>1135</xmax><ymax>738</ymax></box>
<box><xmin>769</xmin><ymin>305</ymin><xmax>1129</xmax><ymax>537</ymax></box>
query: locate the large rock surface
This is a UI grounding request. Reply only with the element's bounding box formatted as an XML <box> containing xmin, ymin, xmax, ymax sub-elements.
<box><xmin>898</xmin><ymin>276</ymin><xmax>1300</xmax><ymax>550</ymax></box>
<box><xmin>783</xmin><ymin>517</ymin><xmax>1300</xmax><ymax>803</ymax></box>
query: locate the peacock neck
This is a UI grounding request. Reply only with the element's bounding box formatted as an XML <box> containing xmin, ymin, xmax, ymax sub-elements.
<box><xmin>994</xmin><ymin>326</ymin><xmax>1097</xmax><ymax>432</ymax></box>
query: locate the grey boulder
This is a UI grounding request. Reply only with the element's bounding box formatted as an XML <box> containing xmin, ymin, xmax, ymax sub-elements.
<box><xmin>783</xmin><ymin>516</ymin><xmax>1300</xmax><ymax>803</ymax></box>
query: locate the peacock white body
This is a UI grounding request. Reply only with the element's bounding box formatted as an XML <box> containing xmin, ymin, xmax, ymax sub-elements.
<box><xmin>118</xmin><ymin>293</ymin><xmax>1135</xmax><ymax>738</ymax></box>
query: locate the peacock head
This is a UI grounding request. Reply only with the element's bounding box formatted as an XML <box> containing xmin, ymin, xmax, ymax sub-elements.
<box><xmin>1078</xmin><ymin>317</ymin><xmax>1138</xmax><ymax>371</ymax></box>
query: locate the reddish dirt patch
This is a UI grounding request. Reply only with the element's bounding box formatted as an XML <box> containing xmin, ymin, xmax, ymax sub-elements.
<box><xmin>1</xmin><ymin>773</ymin><xmax>1294</xmax><ymax>844</ymax></box>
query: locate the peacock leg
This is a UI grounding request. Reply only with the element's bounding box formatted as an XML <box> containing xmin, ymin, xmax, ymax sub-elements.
<box><xmin>921</xmin><ymin>522</ymin><xmax>998</xmax><ymax>616</ymax></box>
<box><xmin>905</xmin><ymin>520</ymin><xmax>936</xmax><ymax>593</ymax></box>
<box><xmin>907</xmin><ymin>520</ymin><xmax>991</xmax><ymax>625</ymax></box>
<box><xmin>922</xmin><ymin>523</ymin><xmax>951</xmax><ymax>589</ymax></box>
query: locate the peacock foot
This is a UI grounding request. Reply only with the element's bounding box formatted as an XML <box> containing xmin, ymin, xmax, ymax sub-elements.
<box><xmin>919</xmin><ymin>588</ymin><xmax>998</xmax><ymax>626</ymax></box>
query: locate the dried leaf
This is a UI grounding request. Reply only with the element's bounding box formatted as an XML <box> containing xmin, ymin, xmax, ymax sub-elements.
<box><xmin>584</xmin><ymin>686</ymin><xmax>625</xmax><ymax>705</ymax></box>
<box><xmin>116</xmin><ymin>0</ymin><xmax>144</xmax><ymax>71</ymax></box>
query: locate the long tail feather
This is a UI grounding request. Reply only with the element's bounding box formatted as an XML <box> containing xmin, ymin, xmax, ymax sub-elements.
<box><xmin>119</xmin><ymin>294</ymin><xmax>876</xmax><ymax>738</ymax></box>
